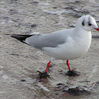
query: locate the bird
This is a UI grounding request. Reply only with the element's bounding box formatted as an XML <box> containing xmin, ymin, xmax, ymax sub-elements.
<box><xmin>11</xmin><ymin>15</ymin><xmax>99</xmax><ymax>79</ymax></box>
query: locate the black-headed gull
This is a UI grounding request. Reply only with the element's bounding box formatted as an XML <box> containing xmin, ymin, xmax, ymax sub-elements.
<box><xmin>11</xmin><ymin>15</ymin><xmax>99</xmax><ymax>78</ymax></box>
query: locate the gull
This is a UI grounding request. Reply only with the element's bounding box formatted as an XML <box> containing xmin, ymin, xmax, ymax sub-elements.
<box><xmin>11</xmin><ymin>15</ymin><xmax>99</xmax><ymax>79</ymax></box>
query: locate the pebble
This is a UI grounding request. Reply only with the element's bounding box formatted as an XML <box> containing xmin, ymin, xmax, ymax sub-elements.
<box><xmin>56</xmin><ymin>83</ymin><xmax>91</xmax><ymax>96</ymax></box>
<box><xmin>2</xmin><ymin>75</ymin><xmax>9</xmax><ymax>80</ymax></box>
<box><xmin>20</xmin><ymin>79</ymin><xmax>26</xmax><ymax>82</ymax></box>
<box><xmin>8</xmin><ymin>9</ymin><xmax>18</xmax><ymax>15</ymax></box>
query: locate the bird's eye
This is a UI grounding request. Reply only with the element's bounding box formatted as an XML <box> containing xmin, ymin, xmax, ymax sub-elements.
<box><xmin>88</xmin><ymin>22</ymin><xmax>92</xmax><ymax>26</ymax></box>
<box><xmin>82</xmin><ymin>20</ymin><xmax>85</xmax><ymax>26</ymax></box>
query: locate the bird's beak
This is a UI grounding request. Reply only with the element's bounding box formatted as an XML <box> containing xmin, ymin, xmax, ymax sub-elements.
<box><xmin>95</xmin><ymin>27</ymin><xmax>99</xmax><ymax>31</ymax></box>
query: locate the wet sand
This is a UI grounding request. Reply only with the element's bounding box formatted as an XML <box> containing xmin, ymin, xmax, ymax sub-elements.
<box><xmin>0</xmin><ymin>0</ymin><xmax>99</xmax><ymax>99</ymax></box>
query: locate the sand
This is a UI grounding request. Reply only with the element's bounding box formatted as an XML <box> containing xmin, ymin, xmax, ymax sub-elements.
<box><xmin>0</xmin><ymin>0</ymin><xmax>99</xmax><ymax>99</ymax></box>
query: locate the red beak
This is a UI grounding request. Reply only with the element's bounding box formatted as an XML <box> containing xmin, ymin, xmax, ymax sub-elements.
<box><xmin>95</xmin><ymin>27</ymin><xmax>99</xmax><ymax>31</ymax></box>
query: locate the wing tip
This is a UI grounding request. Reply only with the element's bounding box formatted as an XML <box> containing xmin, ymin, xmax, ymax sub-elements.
<box><xmin>11</xmin><ymin>34</ymin><xmax>32</xmax><ymax>42</ymax></box>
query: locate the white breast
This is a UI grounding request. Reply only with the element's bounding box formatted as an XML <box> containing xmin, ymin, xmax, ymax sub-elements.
<box><xmin>43</xmin><ymin>30</ymin><xmax>92</xmax><ymax>60</ymax></box>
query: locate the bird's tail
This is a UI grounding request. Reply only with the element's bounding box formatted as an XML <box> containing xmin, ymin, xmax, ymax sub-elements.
<box><xmin>11</xmin><ymin>34</ymin><xmax>32</xmax><ymax>42</ymax></box>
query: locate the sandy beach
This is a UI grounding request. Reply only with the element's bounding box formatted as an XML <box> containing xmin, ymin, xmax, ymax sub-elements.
<box><xmin>0</xmin><ymin>0</ymin><xmax>99</xmax><ymax>99</ymax></box>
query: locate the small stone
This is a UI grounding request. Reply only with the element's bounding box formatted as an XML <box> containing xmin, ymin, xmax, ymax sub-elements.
<box><xmin>66</xmin><ymin>87</ymin><xmax>90</xmax><ymax>96</ymax></box>
<box><xmin>10</xmin><ymin>53</ymin><xmax>19</xmax><ymax>56</ymax></box>
<box><xmin>53</xmin><ymin>6</ymin><xmax>57</xmax><ymax>9</ymax></box>
<box><xmin>20</xmin><ymin>79</ymin><xmax>26</xmax><ymax>82</ymax></box>
<box><xmin>31</xmin><ymin>24</ymin><xmax>37</xmax><ymax>28</ymax></box>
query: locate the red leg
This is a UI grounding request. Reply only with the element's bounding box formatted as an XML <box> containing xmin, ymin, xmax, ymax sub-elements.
<box><xmin>66</xmin><ymin>60</ymin><xmax>71</xmax><ymax>71</ymax></box>
<box><xmin>45</xmin><ymin>61</ymin><xmax>51</xmax><ymax>72</ymax></box>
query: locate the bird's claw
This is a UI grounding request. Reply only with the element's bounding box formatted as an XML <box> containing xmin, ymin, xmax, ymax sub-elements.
<box><xmin>37</xmin><ymin>71</ymin><xmax>50</xmax><ymax>79</ymax></box>
<box><xmin>66</xmin><ymin>70</ymin><xmax>80</xmax><ymax>76</ymax></box>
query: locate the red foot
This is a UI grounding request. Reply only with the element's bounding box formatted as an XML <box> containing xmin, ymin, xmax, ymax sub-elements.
<box><xmin>37</xmin><ymin>61</ymin><xmax>51</xmax><ymax>80</ymax></box>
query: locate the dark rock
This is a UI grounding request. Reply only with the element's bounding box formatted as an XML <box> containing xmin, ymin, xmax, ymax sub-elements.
<box><xmin>64</xmin><ymin>6</ymin><xmax>75</xmax><ymax>10</ymax></box>
<box><xmin>57</xmin><ymin>83</ymin><xmax>65</xmax><ymax>86</ymax></box>
<box><xmin>31</xmin><ymin>24</ymin><xmax>37</xmax><ymax>28</ymax></box>
<box><xmin>68</xmin><ymin>24</ymin><xmax>75</xmax><ymax>27</ymax></box>
<box><xmin>10</xmin><ymin>53</ymin><xmax>20</xmax><ymax>56</ymax></box>
<box><xmin>66</xmin><ymin>87</ymin><xmax>90</xmax><ymax>96</ymax></box>
<box><xmin>55</xmin><ymin>83</ymin><xmax>68</xmax><ymax>91</ymax></box>
<box><xmin>20</xmin><ymin>79</ymin><xmax>26</xmax><ymax>82</ymax></box>
<box><xmin>55</xmin><ymin>83</ymin><xmax>91</xmax><ymax>96</ymax></box>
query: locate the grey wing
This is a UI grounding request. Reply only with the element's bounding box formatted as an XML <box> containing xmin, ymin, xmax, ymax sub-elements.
<box><xmin>25</xmin><ymin>32</ymin><xmax>66</xmax><ymax>50</ymax></box>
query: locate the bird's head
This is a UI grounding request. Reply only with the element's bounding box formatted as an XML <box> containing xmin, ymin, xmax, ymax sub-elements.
<box><xmin>76</xmin><ymin>15</ymin><xmax>99</xmax><ymax>31</ymax></box>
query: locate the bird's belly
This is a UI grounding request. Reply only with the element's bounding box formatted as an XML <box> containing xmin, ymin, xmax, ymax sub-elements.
<box><xmin>44</xmin><ymin>48</ymin><xmax>86</xmax><ymax>60</ymax></box>
<box><xmin>43</xmin><ymin>41</ymin><xmax>91</xmax><ymax>60</ymax></box>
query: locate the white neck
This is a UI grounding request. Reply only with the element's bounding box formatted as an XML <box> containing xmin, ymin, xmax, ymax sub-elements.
<box><xmin>74</xmin><ymin>27</ymin><xmax>91</xmax><ymax>38</ymax></box>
